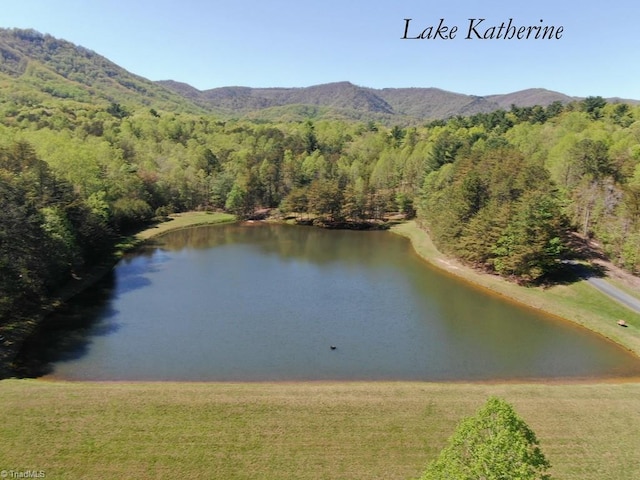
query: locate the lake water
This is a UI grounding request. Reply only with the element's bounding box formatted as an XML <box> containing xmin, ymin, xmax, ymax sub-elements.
<box><xmin>17</xmin><ymin>223</ymin><xmax>640</xmax><ymax>381</ymax></box>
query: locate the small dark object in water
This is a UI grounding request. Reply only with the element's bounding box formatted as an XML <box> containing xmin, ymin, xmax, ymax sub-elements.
<box><xmin>330</xmin><ymin>345</ymin><xmax>337</xmax><ymax>350</ymax></box>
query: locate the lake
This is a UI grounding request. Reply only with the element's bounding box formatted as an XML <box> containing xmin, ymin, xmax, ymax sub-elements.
<box><xmin>16</xmin><ymin>222</ymin><xmax>640</xmax><ymax>381</ymax></box>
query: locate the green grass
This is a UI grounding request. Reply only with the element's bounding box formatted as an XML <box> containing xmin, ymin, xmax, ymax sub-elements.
<box><xmin>114</xmin><ymin>211</ymin><xmax>236</xmax><ymax>254</ymax></box>
<box><xmin>1</xmin><ymin>380</ymin><xmax>640</xmax><ymax>479</ymax></box>
<box><xmin>392</xmin><ymin>221</ymin><xmax>640</xmax><ymax>357</ymax></box>
<box><xmin>134</xmin><ymin>211</ymin><xmax>236</xmax><ymax>242</ymax></box>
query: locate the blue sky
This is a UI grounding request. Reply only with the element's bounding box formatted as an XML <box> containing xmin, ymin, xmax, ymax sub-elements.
<box><xmin>2</xmin><ymin>1</ymin><xmax>639</xmax><ymax>98</ymax></box>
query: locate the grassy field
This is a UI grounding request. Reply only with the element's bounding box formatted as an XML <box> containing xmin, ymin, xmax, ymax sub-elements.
<box><xmin>1</xmin><ymin>380</ymin><xmax>640</xmax><ymax>479</ymax></box>
<box><xmin>392</xmin><ymin>221</ymin><xmax>640</xmax><ymax>357</ymax></box>
<box><xmin>115</xmin><ymin>211</ymin><xmax>236</xmax><ymax>252</ymax></box>
<box><xmin>134</xmin><ymin>211</ymin><xmax>236</xmax><ymax>241</ymax></box>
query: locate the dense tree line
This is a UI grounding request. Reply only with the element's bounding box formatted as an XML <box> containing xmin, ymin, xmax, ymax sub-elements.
<box><xmin>0</xmin><ymin>141</ymin><xmax>112</xmax><ymax>324</ymax></box>
<box><xmin>1</xmin><ymin>95</ymin><xmax>639</xmax><ymax>329</ymax></box>
<box><xmin>420</xmin><ymin>146</ymin><xmax>567</xmax><ymax>283</ymax></box>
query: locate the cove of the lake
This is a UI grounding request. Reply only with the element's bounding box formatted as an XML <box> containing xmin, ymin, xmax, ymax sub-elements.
<box><xmin>17</xmin><ymin>223</ymin><xmax>640</xmax><ymax>381</ymax></box>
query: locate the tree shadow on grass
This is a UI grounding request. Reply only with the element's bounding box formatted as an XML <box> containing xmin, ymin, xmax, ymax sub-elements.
<box><xmin>542</xmin><ymin>260</ymin><xmax>607</xmax><ymax>288</ymax></box>
<box><xmin>542</xmin><ymin>232</ymin><xmax>609</xmax><ymax>287</ymax></box>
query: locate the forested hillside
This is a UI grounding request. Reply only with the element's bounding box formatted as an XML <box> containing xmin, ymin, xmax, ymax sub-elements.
<box><xmin>1</xmin><ymin>27</ymin><xmax>640</xmax><ymax>347</ymax></box>
<box><xmin>419</xmin><ymin>100</ymin><xmax>640</xmax><ymax>281</ymax></box>
<box><xmin>0</xmin><ymin>28</ymin><xmax>206</xmax><ymax>114</ymax></box>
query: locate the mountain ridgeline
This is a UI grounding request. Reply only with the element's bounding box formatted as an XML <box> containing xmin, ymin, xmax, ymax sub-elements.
<box><xmin>0</xmin><ymin>27</ymin><xmax>622</xmax><ymax>124</ymax></box>
<box><xmin>156</xmin><ymin>80</ymin><xmax>580</xmax><ymax>123</ymax></box>
<box><xmin>1</xmin><ymin>27</ymin><xmax>640</xmax><ymax>349</ymax></box>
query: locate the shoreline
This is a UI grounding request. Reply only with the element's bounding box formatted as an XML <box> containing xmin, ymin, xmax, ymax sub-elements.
<box><xmin>0</xmin><ymin>212</ymin><xmax>236</xmax><ymax>379</ymax></box>
<box><xmin>131</xmin><ymin>211</ymin><xmax>236</xmax><ymax>243</ymax></box>
<box><xmin>38</xmin><ymin>373</ymin><xmax>640</xmax><ymax>386</ymax></box>
<box><xmin>391</xmin><ymin>220</ymin><xmax>640</xmax><ymax>359</ymax></box>
<box><xmin>38</xmin><ymin>216</ymin><xmax>640</xmax><ymax>383</ymax></box>
<box><xmin>4</xmin><ymin>214</ymin><xmax>640</xmax><ymax>381</ymax></box>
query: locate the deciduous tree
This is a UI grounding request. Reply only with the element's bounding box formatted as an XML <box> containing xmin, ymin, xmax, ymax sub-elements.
<box><xmin>421</xmin><ymin>397</ymin><xmax>552</xmax><ymax>480</ymax></box>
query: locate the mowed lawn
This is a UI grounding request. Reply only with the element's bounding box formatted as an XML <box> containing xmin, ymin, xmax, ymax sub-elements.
<box><xmin>133</xmin><ymin>211</ymin><xmax>236</xmax><ymax>242</ymax></box>
<box><xmin>1</xmin><ymin>380</ymin><xmax>640</xmax><ymax>479</ymax></box>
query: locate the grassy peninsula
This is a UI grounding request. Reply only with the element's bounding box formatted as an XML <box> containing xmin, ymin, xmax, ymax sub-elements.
<box><xmin>115</xmin><ymin>211</ymin><xmax>236</xmax><ymax>254</ymax></box>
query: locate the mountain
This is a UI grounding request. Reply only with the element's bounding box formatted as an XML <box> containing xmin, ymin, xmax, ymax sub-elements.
<box><xmin>154</xmin><ymin>81</ymin><xmax>399</xmax><ymax>120</ymax></box>
<box><xmin>375</xmin><ymin>87</ymin><xmax>498</xmax><ymax>119</ymax></box>
<box><xmin>485</xmin><ymin>88</ymin><xmax>576</xmax><ymax>109</ymax></box>
<box><xmin>0</xmin><ymin>28</ymin><xmax>205</xmax><ymax>114</ymax></box>
<box><xmin>157</xmin><ymin>81</ymin><xmax>586</xmax><ymax>123</ymax></box>
<box><xmin>1</xmin><ymin>28</ymin><xmax>637</xmax><ymax>124</ymax></box>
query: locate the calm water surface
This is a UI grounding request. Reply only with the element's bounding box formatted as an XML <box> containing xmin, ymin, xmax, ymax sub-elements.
<box><xmin>21</xmin><ymin>223</ymin><xmax>640</xmax><ymax>381</ymax></box>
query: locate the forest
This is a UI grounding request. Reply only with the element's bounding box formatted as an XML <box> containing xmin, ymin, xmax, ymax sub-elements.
<box><xmin>1</xmin><ymin>69</ymin><xmax>640</xmax><ymax>334</ymax></box>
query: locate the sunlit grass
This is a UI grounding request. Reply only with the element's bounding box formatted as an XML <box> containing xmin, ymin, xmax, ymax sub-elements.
<box><xmin>114</xmin><ymin>211</ymin><xmax>236</xmax><ymax>255</ymax></box>
<box><xmin>134</xmin><ymin>211</ymin><xmax>236</xmax><ymax>241</ymax></box>
<box><xmin>1</xmin><ymin>380</ymin><xmax>639</xmax><ymax>480</ymax></box>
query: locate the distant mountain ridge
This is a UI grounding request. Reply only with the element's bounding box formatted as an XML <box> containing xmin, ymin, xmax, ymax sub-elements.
<box><xmin>1</xmin><ymin>28</ymin><xmax>637</xmax><ymax>124</ymax></box>
<box><xmin>157</xmin><ymin>80</ymin><xmax>583</xmax><ymax>122</ymax></box>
